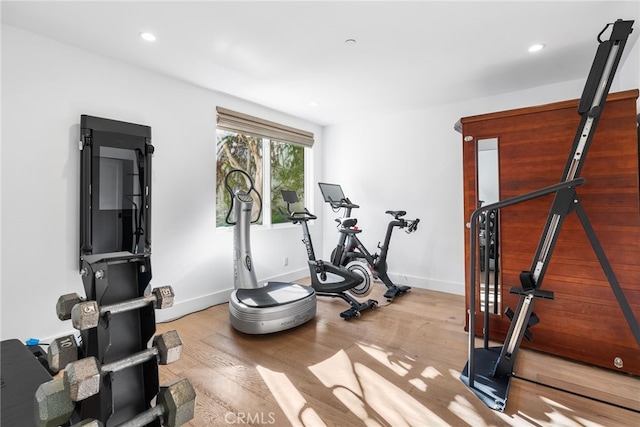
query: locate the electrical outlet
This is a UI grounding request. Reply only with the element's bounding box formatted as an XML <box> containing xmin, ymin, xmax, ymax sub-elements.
<box><xmin>283</xmin><ymin>257</ymin><xmax>288</xmax><ymax>267</ymax></box>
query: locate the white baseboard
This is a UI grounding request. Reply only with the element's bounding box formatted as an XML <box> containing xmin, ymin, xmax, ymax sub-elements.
<box><xmin>155</xmin><ymin>288</ymin><xmax>233</xmax><ymax>323</ymax></box>
<box><xmin>261</xmin><ymin>268</ymin><xmax>310</xmax><ymax>285</ymax></box>
<box><xmin>156</xmin><ymin>267</ymin><xmax>310</xmax><ymax>323</ymax></box>
<box><xmin>387</xmin><ymin>272</ymin><xmax>465</xmax><ymax>296</ymax></box>
<box><xmin>35</xmin><ymin>269</ymin><xmax>460</xmax><ymax>344</ymax></box>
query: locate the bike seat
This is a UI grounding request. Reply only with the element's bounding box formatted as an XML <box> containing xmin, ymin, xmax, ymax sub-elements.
<box><xmin>386</xmin><ymin>210</ymin><xmax>406</xmax><ymax>219</ymax></box>
<box><xmin>338</xmin><ymin>217</ymin><xmax>358</xmax><ymax>228</ymax></box>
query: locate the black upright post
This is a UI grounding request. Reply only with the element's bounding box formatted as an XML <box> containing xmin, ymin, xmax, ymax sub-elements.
<box><xmin>460</xmin><ymin>19</ymin><xmax>636</xmax><ymax>411</ymax></box>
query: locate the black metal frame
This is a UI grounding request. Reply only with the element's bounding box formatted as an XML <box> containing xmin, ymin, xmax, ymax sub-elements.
<box><xmin>479</xmin><ymin>208</ymin><xmax>499</xmax><ymax>316</ymax></box>
<box><xmin>76</xmin><ymin>115</ymin><xmax>160</xmax><ymax>425</ymax></box>
<box><xmin>76</xmin><ymin>252</ymin><xmax>160</xmax><ymax>426</ymax></box>
<box><xmin>281</xmin><ymin>190</ymin><xmax>378</xmax><ymax>320</ymax></box>
<box><xmin>460</xmin><ymin>19</ymin><xmax>639</xmax><ymax>411</ymax></box>
<box><xmin>80</xmin><ymin>115</ymin><xmax>153</xmax><ymax>269</ymax></box>
<box><xmin>318</xmin><ymin>182</ymin><xmax>418</xmax><ymax>299</ymax></box>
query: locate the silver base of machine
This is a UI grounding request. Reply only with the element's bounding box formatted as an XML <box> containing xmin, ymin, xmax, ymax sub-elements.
<box><xmin>229</xmin><ymin>282</ymin><xmax>316</xmax><ymax>334</ymax></box>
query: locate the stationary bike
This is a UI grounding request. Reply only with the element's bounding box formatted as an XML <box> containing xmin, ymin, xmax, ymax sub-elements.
<box><xmin>318</xmin><ymin>182</ymin><xmax>420</xmax><ymax>300</ymax></box>
<box><xmin>225</xmin><ymin>170</ymin><xmax>316</xmax><ymax>334</ymax></box>
<box><xmin>281</xmin><ymin>189</ymin><xmax>378</xmax><ymax>320</ymax></box>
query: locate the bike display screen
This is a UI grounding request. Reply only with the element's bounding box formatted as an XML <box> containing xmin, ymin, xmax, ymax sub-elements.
<box><xmin>318</xmin><ymin>182</ymin><xmax>345</xmax><ymax>203</ymax></box>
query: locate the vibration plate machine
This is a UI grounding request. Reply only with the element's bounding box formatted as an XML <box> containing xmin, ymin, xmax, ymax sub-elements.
<box><xmin>225</xmin><ymin>169</ymin><xmax>316</xmax><ymax>334</ymax></box>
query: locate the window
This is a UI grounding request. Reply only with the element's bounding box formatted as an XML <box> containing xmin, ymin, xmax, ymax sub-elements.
<box><xmin>216</xmin><ymin>108</ymin><xmax>313</xmax><ymax>227</ymax></box>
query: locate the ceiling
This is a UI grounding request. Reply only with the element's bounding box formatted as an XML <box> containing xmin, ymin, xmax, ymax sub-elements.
<box><xmin>2</xmin><ymin>1</ymin><xmax>639</xmax><ymax>126</ymax></box>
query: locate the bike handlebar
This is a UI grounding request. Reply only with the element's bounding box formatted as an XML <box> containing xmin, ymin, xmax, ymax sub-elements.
<box><xmin>406</xmin><ymin>218</ymin><xmax>420</xmax><ymax>233</ymax></box>
<box><xmin>280</xmin><ymin>207</ymin><xmax>317</xmax><ymax>222</ymax></box>
<box><xmin>327</xmin><ymin>196</ymin><xmax>359</xmax><ymax>210</ymax></box>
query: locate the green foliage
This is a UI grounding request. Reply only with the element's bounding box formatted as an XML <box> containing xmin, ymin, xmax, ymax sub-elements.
<box><xmin>216</xmin><ymin>131</ymin><xmax>263</xmax><ymax>226</ymax></box>
<box><xmin>216</xmin><ymin>131</ymin><xmax>305</xmax><ymax>227</ymax></box>
<box><xmin>270</xmin><ymin>141</ymin><xmax>304</xmax><ymax>224</ymax></box>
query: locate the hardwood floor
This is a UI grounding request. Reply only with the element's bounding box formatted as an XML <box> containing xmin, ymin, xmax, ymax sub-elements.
<box><xmin>156</xmin><ymin>281</ymin><xmax>639</xmax><ymax>426</ymax></box>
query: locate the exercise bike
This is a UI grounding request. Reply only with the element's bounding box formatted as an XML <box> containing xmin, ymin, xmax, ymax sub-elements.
<box><xmin>281</xmin><ymin>189</ymin><xmax>378</xmax><ymax>320</ymax></box>
<box><xmin>225</xmin><ymin>169</ymin><xmax>316</xmax><ymax>334</ymax></box>
<box><xmin>318</xmin><ymin>182</ymin><xmax>420</xmax><ymax>300</ymax></box>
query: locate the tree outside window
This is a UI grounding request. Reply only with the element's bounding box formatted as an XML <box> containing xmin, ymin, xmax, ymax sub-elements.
<box><xmin>270</xmin><ymin>140</ymin><xmax>304</xmax><ymax>224</ymax></box>
<box><xmin>216</xmin><ymin>130</ymin><xmax>305</xmax><ymax>227</ymax></box>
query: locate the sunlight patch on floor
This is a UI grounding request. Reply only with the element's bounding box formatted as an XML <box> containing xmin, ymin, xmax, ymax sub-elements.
<box><xmin>539</xmin><ymin>396</ymin><xmax>573</xmax><ymax>412</ymax></box>
<box><xmin>356</xmin><ymin>342</ymin><xmax>410</xmax><ymax>377</ymax></box>
<box><xmin>307</xmin><ymin>347</ymin><xmax>450</xmax><ymax>426</ymax></box>
<box><xmin>308</xmin><ymin>349</ymin><xmax>363</xmax><ymax>396</ymax></box>
<box><xmin>408</xmin><ymin>377</ymin><xmax>428</xmax><ymax>392</ymax></box>
<box><xmin>573</xmin><ymin>416</ymin><xmax>609</xmax><ymax>427</ymax></box>
<box><xmin>257</xmin><ymin>342</ymin><xmax>606</xmax><ymax>427</ymax></box>
<box><xmin>421</xmin><ymin>366</ymin><xmax>442</xmax><ymax>379</ymax></box>
<box><xmin>448</xmin><ymin>368</ymin><xmax>462</xmax><ymax>379</ymax></box>
<box><xmin>256</xmin><ymin>365</ymin><xmax>326</xmax><ymax>427</ymax></box>
<box><xmin>516</xmin><ymin>396</ymin><xmax>605</xmax><ymax>427</ymax></box>
<box><xmin>448</xmin><ymin>394</ymin><xmax>496</xmax><ymax>427</ymax></box>
<box><xmin>333</xmin><ymin>387</ymin><xmax>383</xmax><ymax>427</ymax></box>
<box><xmin>354</xmin><ymin>361</ymin><xmax>450</xmax><ymax>426</ymax></box>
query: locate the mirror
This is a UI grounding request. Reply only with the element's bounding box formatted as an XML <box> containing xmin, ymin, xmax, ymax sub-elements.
<box><xmin>477</xmin><ymin>138</ymin><xmax>500</xmax><ymax>314</ymax></box>
<box><xmin>80</xmin><ymin>115</ymin><xmax>153</xmax><ymax>268</ymax></box>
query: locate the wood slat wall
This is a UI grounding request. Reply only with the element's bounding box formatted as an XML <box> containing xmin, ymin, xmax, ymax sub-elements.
<box><xmin>460</xmin><ymin>89</ymin><xmax>640</xmax><ymax>375</ymax></box>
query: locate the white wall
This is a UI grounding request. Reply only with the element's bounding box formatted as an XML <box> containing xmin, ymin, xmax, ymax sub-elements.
<box><xmin>0</xmin><ymin>25</ymin><xmax>323</xmax><ymax>342</ymax></box>
<box><xmin>2</xmin><ymin>22</ymin><xmax>638</xmax><ymax>343</ymax></box>
<box><xmin>321</xmin><ymin>34</ymin><xmax>639</xmax><ymax>296</ymax></box>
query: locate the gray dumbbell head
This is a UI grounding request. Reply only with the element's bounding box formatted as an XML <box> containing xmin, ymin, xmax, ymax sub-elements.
<box><xmin>71</xmin><ymin>301</ymin><xmax>100</xmax><ymax>330</ymax></box>
<box><xmin>152</xmin><ymin>286</ymin><xmax>175</xmax><ymax>309</ymax></box>
<box><xmin>34</xmin><ymin>377</ymin><xmax>75</xmax><ymax>427</ymax></box>
<box><xmin>47</xmin><ymin>334</ymin><xmax>78</xmax><ymax>372</ymax></box>
<box><xmin>64</xmin><ymin>357</ymin><xmax>101</xmax><ymax>402</ymax></box>
<box><xmin>56</xmin><ymin>293</ymin><xmax>83</xmax><ymax>321</ymax></box>
<box><xmin>154</xmin><ymin>330</ymin><xmax>183</xmax><ymax>365</ymax></box>
<box><xmin>159</xmin><ymin>378</ymin><xmax>197</xmax><ymax>427</ymax></box>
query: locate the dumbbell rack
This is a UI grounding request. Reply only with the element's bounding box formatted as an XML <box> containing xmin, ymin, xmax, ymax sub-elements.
<box><xmin>74</xmin><ymin>251</ymin><xmax>160</xmax><ymax>425</ymax></box>
<box><xmin>70</xmin><ymin>115</ymin><xmax>191</xmax><ymax>425</ymax></box>
<box><xmin>34</xmin><ymin>115</ymin><xmax>194</xmax><ymax>426</ymax></box>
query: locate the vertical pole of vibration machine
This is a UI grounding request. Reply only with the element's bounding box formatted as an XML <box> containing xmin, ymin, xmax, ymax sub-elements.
<box><xmin>233</xmin><ymin>191</ymin><xmax>259</xmax><ymax>290</ymax></box>
<box><xmin>492</xmin><ymin>19</ymin><xmax>634</xmax><ymax>378</ymax></box>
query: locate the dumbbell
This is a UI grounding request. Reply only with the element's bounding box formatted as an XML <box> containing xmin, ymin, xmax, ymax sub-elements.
<box><xmin>65</xmin><ymin>330</ymin><xmax>182</xmax><ymax>401</ymax></box>
<box><xmin>56</xmin><ymin>293</ymin><xmax>85</xmax><ymax>320</ymax></box>
<box><xmin>34</xmin><ymin>331</ymin><xmax>182</xmax><ymax>426</ymax></box>
<box><xmin>34</xmin><ymin>377</ymin><xmax>75</xmax><ymax>427</ymax></box>
<box><xmin>118</xmin><ymin>378</ymin><xmax>196</xmax><ymax>427</ymax></box>
<box><xmin>34</xmin><ymin>390</ymin><xmax>102</xmax><ymax>427</ymax></box>
<box><xmin>70</xmin><ymin>286</ymin><xmax>174</xmax><ymax>330</ymax></box>
<box><xmin>47</xmin><ymin>334</ymin><xmax>78</xmax><ymax>373</ymax></box>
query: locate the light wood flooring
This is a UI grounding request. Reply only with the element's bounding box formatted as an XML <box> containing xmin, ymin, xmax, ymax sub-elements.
<box><xmin>156</xmin><ymin>280</ymin><xmax>639</xmax><ymax>427</ymax></box>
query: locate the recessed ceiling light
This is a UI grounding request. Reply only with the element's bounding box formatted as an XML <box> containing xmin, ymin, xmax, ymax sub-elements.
<box><xmin>309</xmin><ymin>101</ymin><xmax>318</xmax><ymax>107</ymax></box>
<box><xmin>528</xmin><ymin>43</ymin><xmax>545</xmax><ymax>53</ymax></box>
<box><xmin>344</xmin><ymin>38</ymin><xmax>357</xmax><ymax>45</ymax></box>
<box><xmin>139</xmin><ymin>32</ymin><xmax>156</xmax><ymax>42</ymax></box>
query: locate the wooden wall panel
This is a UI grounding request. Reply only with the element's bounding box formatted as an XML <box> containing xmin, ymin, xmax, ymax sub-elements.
<box><xmin>461</xmin><ymin>90</ymin><xmax>640</xmax><ymax>375</ymax></box>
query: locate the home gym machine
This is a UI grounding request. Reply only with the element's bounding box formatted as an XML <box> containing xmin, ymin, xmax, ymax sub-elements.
<box><xmin>318</xmin><ymin>182</ymin><xmax>420</xmax><ymax>300</ymax></box>
<box><xmin>224</xmin><ymin>169</ymin><xmax>316</xmax><ymax>334</ymax></box>
<box><xmin>461</xmin><ymin>19</ymin><xmax>640</xmax><ymax>411</ymax></box>
<box><xmin>32</xmin><ymin>115</ymin><xmax>196</xmax><ymax>426</ymax></box>
<box><xmin>281</xmin><ymin>190</ymin><xmax>378</xmax><ymax>320</ymax></box>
